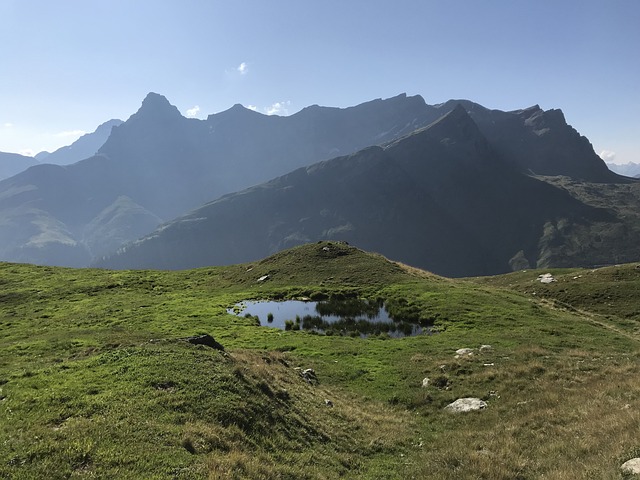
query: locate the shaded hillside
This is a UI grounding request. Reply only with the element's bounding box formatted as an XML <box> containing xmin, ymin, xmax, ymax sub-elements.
<box><xmin>100</xmin><ymin>107</ymin><xmax>613</xmax><ymax>277</ymax></box>
<box><xmin>438</xmin><ymin>100</ymin><xmax>623</xmax><ymax>182</ymax></box>
<box><xmin>0</xmin><ymin>93</ymin><xmax>621</xmax><ymax>268</ymax></box>
<box><xmin>0</xmin><ymin>93</ymin><xmax>446</xmax><ymax>266</ymax></box>
<box><xmin>0</xmin><ymin>152</ymin><xmax>39</xmax><ymax>181</ymax></box>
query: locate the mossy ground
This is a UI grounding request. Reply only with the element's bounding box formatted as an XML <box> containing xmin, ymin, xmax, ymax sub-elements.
<box><xmin>2</xmin><ymin>242</ymin><xmax>640</xmax><ymax>478</ymax></box>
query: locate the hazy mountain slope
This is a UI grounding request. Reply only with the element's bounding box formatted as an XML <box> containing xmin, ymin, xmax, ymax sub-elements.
<box><xmin>533</xmin><ymin>176</ymin><xmax>640</xmax><ymax>267</ymax></box>
<box><xmin>436</xmin><ymin>100</ymin><xmax>623</xmax><ymax>182</ymax></box>
<box><xmin>100</xmin><ymin>107</ymin><xmax>611</xmax><ymax>277</ymax></box>
<box><xmin>607</xmin><ymin>161</ymin><xmax>640</xmax><ymax>178</ymax></box>
<box><xmin>0</xmin><ymin>93</ymin><xmax>624</xmax><ymax>268</ymax></box>
<box><xmin>0</xmin><ymin>93</ymin><xmax>445</xmax><ymax>266</ymax></box>
<box><xmin>0</xmin><ymin>152</ymin><xmax>39</xmax><ymax>181</ymax></box>
<box><xmin>97</xmin><ymin>92</ymin><xmax>444</xmax><ymax>218</ymax></box>
<box><xmin>39</xmin><ymin>119</ymin><xmax>123</xmax><ymax>165</ymax></box>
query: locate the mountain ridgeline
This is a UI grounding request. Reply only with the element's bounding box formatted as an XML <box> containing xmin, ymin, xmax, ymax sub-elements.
<box><xmin>0</xmin><ymin>92</ymin><xmax>636</xmax><ymax>275</ymax></box>
<box><xmin>0</xmin><ymin>152</ymin><xmax>39</xmax><ymax>181</ymax></box>
<box><xmin>99</xmin><ymin>106</ymin><xmax>625</xmax><ymax>276</ymax></box>
<box><xmin>36</xmin><ymin>119</ymin><xmax>123</xmax><ymax>166</ymax></box>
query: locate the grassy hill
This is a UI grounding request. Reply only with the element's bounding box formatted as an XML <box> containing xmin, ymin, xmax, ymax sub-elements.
<box><xmin>2</xmin><ymin>241</ymin><xmax>640</xmax><ymax>478</ymax></box>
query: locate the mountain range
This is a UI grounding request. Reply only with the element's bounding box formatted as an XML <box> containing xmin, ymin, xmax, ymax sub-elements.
<box><xmin>99</xmin><ymin>105</ymin><xmax>630</xmax><ymax>276</ymax></box>
<box><xmin>0</xmin><ymin>93</ymin><xmax>637</xmax><ymax>275</ymax></box>
<box><xmin>607</xmin><ymin>161</ymin><xmax>640</xmax><ymax>178</ymax></box>
<box><xmin>0</xmin><ymin>119</ymin><xmax>123</xmax><ymax>182</ymax></box>
<box><xmin>35</xmin><ymin>119</ymin><xmax>123</xmax><ymax>165</ymax></box>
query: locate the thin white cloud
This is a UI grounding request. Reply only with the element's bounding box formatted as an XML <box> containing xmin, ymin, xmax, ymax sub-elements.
<box><xmin>265</xmin><ymin>101</ymin><xmax>291</xmax><ymax>116</ymax></box>
<box><xmin>237</xmin><ymin>62</ymin><xmax>249</xmax><ymax>75</ymax></box>
<box><xmin>246</xmin><ymin>105</ymin><xmax>258</xmax><ymax>111</ymax></box>
<box><xmin>3</xmin><ymin>122</ymin><xmax>13</xmax><ymax>128</ymax></box>
<box><xmin>186</xmin><ymin>105</ymin><xmax>200</xmax><ymax>118</ymax></box>
<box><xmin>55</xmin><ymin>129</ymin><xmax>86</xmax><ymax>138</ymax></box>
<box><xmin>599</xmin><ymin>150</ymin><xmax>616</xmax><ymax>162</ymax></box>
<box><xmin>19</xmin><ymin>149</ymin><xmax>35</xmax><ymax>157</ymax></box>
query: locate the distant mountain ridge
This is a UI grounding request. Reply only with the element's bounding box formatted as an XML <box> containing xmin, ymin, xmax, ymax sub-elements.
<box><xmin>0</xmin><ymin>92</ymin><xmax>629</xmax><ymax>270</ymax></box>
<box><xmin>99</xmin><ymin>105</ymin><xmax>620</xmax><ymax>276</ymax></box>
<box><xmin>607</xmin><ymin>162</ymin><xmax>640</xmax><ymax>178</ymax></box>
<box><xmin>37</xmin><ymin>119</ymin><xmax>123</xmax><ymax>165</ymax></box>
<box><xmin>0</xmin><ymin>152</ymin><xmax>39</xmax><ymax>181</ymax></box>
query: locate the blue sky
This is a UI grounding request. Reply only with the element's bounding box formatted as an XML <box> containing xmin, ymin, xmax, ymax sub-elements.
<box><xmin>1</xmin><ymin>0</ymin><xmax>638</xmax><ymax>164</ymax></box>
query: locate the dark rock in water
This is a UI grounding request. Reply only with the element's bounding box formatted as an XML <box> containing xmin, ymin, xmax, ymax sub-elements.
<box><xmin>185</xmin><ymin>334</ymin><xmax>224</xmax><ymax>351</ymax></box>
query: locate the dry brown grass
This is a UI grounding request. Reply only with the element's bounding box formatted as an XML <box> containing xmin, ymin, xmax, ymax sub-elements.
<box><xmin>405</xmin><ymin>349</ymin><xmax>640</xmax><ymax>479</ymax></box>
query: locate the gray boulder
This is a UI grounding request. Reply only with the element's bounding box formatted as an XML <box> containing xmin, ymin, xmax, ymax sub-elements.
<box><xmin>444</xmin><ymin>398</ymin><xmax>487</xmax><ymax>413</ymax></box>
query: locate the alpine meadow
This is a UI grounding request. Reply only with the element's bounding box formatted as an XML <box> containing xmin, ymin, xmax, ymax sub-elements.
<box><xmin>2</xmin><ymin>2</ymin><xmax>640</xmax><ymax>478</ymax></box>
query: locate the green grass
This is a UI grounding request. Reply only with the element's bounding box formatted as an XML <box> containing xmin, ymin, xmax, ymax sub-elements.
<box><xmin>2</xmin><ymin>241</ymin><xmax>640</xmax><ymax>478</ymax></box>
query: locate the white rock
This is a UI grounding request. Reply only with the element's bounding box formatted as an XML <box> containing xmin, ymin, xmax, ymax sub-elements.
<box><xmin>537</xmin><ymin>273</ymin><xmax>556</xmax><ymax>283</ymax></box>
<box><xmin>444</xmin><ymin>398</ymin><xmax>487</xmax><ymax>413</ymax></box>
<box><xmin>257</xmin><ymin>275</ymin><xmax>270</xmax><ymax>282</ymax></box>
<box><xmin>479</xmin><ymin>344</ymin><xmax>492</xmax><ymax>352</ymax></box>
<box><xmin>455</xmin><ymin>348</ymin><xmax>474</xmax><ymax>358</ymax></box>
<box><xmin>621</xmin><ymin>458</ymin><xmax>640</xmax><ymax>474</ymax></box>
<box><xmin>422</xmin><ymin>377</ymin><xmax>430</xmax><ymax>388</ymax></box>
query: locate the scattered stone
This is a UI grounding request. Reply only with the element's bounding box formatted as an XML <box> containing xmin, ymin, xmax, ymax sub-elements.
<box><xmin>257</xmin><ymin>275</ymin><xmax>270</xmax><ymax>282</ymax></box>
<box><xmin>422</xmin><ymin>377</ymin><xmax>430</xmax><ymax>388</ymax></box>
<box><xmin>444</xmin><ymin>398</ymin><xmax>487</xmax><ymax>413</ymax></box>
<box><xmin>322</xmin><ymin>246</ymin><xmax>330</xmax><ymax>252</ymax></box>
<box><xmin>455</xmin><ymin>348</ymin><xmax>474</xmax><ymax>358</ymax></box>
<box><xmin>621</xmin><ymin>458</ymin><xmax>640</xmax><ymax>475</ymax></box>
<box><xmin>479</xmin><ymin>344</ymin><xmax>493</xmax><ymax>353</ymax></box>
<box><xmin>324</xmin><ymin>399</ymin><xmax>334</xmax><ymax>407</ymax></box>
<box><xmin>185</xmin><ymin>334</ymin><xmax>224</xmax><ymax>351</ymax></box>
<box><xmin>537</xmin><ymin>273</ymin><xmax>556</xmax><ymax>283</ymax></box>
<box><xmin>483</xmin><ymin>363</ymin><xmax>495</xmax><ymax>367</ymax></box>
<box><xmin>301</xmin><ymin>368</ymin><xmax>318</xmax><ymax>385</ymax></box>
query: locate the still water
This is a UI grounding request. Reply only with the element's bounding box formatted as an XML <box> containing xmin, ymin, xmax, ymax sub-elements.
<box><xmin>229</xmin><ymin>298</ymin><xmax>429</xmax><ymax>337</ymax></box>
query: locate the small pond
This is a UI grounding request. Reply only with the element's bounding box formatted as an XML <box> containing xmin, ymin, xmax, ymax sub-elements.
<box><xmin>229</xmin><ymin>298</ymin><xmax>432</xmax><ymax>337</ymax></box>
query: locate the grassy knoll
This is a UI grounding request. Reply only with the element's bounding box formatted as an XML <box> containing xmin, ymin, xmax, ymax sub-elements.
<box><xmin>2</xmin><ymin>242</ymin><xmax>640</xmax><ymax>478</ymax></box>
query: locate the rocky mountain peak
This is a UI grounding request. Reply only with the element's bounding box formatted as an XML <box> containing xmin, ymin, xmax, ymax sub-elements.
<box><xmin>132</xmin><ymin>92</ymin><xmax>183</xmax><ymax>121</ymax></box>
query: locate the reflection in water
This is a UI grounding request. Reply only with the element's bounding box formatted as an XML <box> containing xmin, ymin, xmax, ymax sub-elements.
<box><xmin>229</xmin><ymin>298</ymin><xmax>432</xmax><ymax>337</ymax></box>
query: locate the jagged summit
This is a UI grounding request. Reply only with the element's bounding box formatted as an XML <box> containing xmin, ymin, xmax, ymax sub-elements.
<box><xmin>385</xmin><ymin>103</ymin><xmax>484</xmax><ymax>151</ymax></box>
<box><xmin>513</xmin><ymin>104</ymin><xmax>542</xmax><ymax>115</ymax></box>
<box><xmin>206</xmin><ymin>103</ymin><xmax>262</xmax><ymax>122</ymax></box>
<box><xmin>95</xmin><ymin>118</ymin><xmax>123</xmax><ymax>133</ymax></box>
<box><xmin>132</xmin><ymin>92</ymin><xmax>182</xmax><ymax>121</ymax></box>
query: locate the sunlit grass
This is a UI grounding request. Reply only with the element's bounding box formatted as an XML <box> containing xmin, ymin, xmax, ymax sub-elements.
<box><xmin>2</xmin><ymin>242</ymin><xmax>640</xmax><ymax>478</ymax></box>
